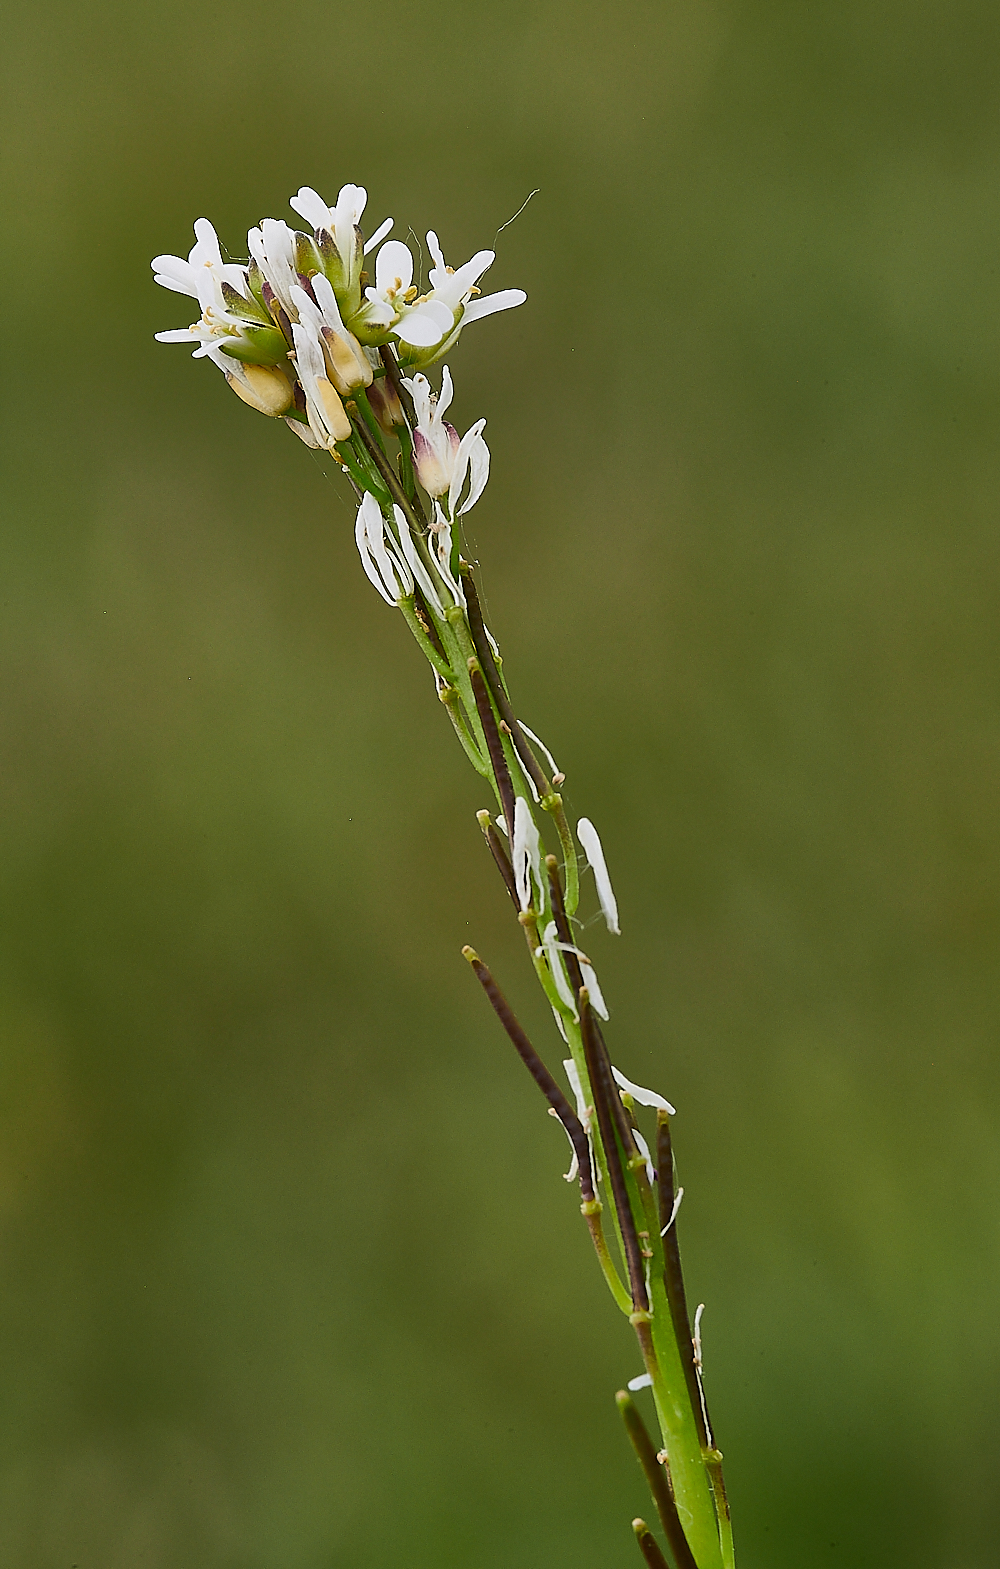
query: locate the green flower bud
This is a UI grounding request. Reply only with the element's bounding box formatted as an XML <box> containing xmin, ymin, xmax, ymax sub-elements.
<box><xmin>220</xmin><ymin>325</ymin><xmax>291</xmax><ymax>367</ymax></box>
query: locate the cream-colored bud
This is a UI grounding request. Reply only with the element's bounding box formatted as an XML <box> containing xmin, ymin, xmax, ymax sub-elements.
<box><xmin>322</xmin><ymin>327</ymin><xmax>374</xmax><ymax>396</ymax></box>
<box><xmin>315</xmin><ymin>375</ymin><xmax>352</xmax><ymax>442</ymax></box>
<box><xmin>226</xmin><ymin>363</ymin><xmax>294</xmax><ymax>417</ymax></box>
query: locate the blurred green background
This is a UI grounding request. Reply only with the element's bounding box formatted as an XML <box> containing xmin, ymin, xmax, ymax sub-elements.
<box><xmin>1</xmin><ymin>1</ymin><xmax>998</xmax><ymax>1565</ymax></box>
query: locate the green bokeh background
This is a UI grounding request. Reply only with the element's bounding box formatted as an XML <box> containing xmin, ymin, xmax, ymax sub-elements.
<box><xmin>2</xmin><ymin>2</ymin><xmax>998</xmax><ymax>1565</ymax></box>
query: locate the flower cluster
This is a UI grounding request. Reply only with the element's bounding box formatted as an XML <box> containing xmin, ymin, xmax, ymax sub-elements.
<box><xmin>152</xmin><ymin>182</ymin><xmax>525</xmax><ymax>453</ymax></box>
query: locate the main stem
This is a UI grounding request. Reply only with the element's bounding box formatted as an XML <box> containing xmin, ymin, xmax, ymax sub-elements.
<box><xmin>347</xmin><ymin>376</ymin><xmax>731</xmax><ymax>1569</ymax></box>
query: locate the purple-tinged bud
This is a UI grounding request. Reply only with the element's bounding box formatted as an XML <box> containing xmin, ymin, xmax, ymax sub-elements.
<box><xmin>412</xmin><ymin>422</ymin><xmax>460</xmax><ymax>498</ymax></box>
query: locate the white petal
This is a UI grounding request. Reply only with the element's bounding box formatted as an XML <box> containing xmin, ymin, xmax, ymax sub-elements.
<box><xmin>364</xmin><ymin>494</ymin><xmax>408</xmax><ymax>600</ymax></box>
<box><xmin>290</xmin><ymin>186</ymin><xmax>332</xmax><ymax>231</ymax></box>
<box><xmin>361</xmin><ymin>292</ymin><xmax>395</xmax><ymax>326</ymax></box>
<box><xmin>401</xmin><ymin>372</ymin><xmax>432</xmax><ymax>429</ymax></box>
<box><xmin>375</xmin><ymin>239</ymin><xmax>413</xmax><ymax>296</ymax></box>
<box><xmin>154</xmin><ymin>328</ymin><xmax>200</xmax><ymax>343</ymax></box>
<box><xmin>576</xmin><ymin>817</ymin><xmax>620</xmax><ymax>934</ymax></box>
<box><xmin>437</xmin><ymin>365</ymin><xmax>454</xmax><ymax>420</ymax></box>
<box><xmin>563</xmin><ymin>1058</ymin><xmax>588</xmax><ymax>1122</ymax></box>
<box><xmin>392</xmin><ymin>505</ymin><xmax>444</xmax><ymax>616</ymax></box>
<box><xmin>445</xmin><ymin>249</ymin><xmax>495</xmax><ymax>299</ymax></box>
<box><xmin>631</xmin><ymin>1128</ymin><xmax>656</xmax><ymax>1186</ymax></box>
<box><xmin>512</xmin><ymin>796</ymin><xmax>542</xmax><ymax>913</ymax></box>
<box><xmin>336</xmin><ymin>182</ymin><xmax>367</xmax><ymax>227</ymax></box>
<box><xmin>517</xmin><ymin>721</ymin><xmax>564</xmax><ymax>785</ymax></box>
<box><xmin>354</xmin><ymin>496</ymin><xmax>396</xmax><ymax>605</ymax></box>
<box><xmin>312</xmin><ymin>272</ymin><xmax>347</xmax><ymax>331</ymax></box>
<box><xmin>286</xmin><ymin>416</ymin><xmax>321</xmax><ymax>448</ymax></box>
<box><xmin>152</xmin><ymin>256</ymin><xmax>198</xmax><ymax>297</ymax></box>
<box><xmin>363</xmin><ymin>216</ymin><xmax>394</xmax><ymax>254</ymax></box>
<box><xmin>548</xmin><ymin>1109</ymin><xmax>580</xmax><ymax>1182</ymax></box>
<box><xmin>580</xmin><ymin>960</ymin><xmax>609</xmax><ymax>1021</ymax></box>
<box><xmin>289</xmin><ymin>283</ymin><xmax>323</xmax><ymax>334</ymax></box>
<box><xmin>455</xmin><ymin>424</ymin><xmax>490</xmax><ymax>515</ymax></box>
<box><xmin>428</xmin><ymin>503</ymin><xmax>466</xmax><ymax>608</ymax></box>
<box><xmin>191</xmin><ymin>218</ymin><xmax>223</xmax><ymax>268</ymax></box>
<box><xmin>627</xmin><ymin>1373</ymin><xmax>653</xmax><ymax>1392</ymax></box>
<box><xmin>611</xmin><ymin>1067</ymin><xmax>676</xmax><ymax>1117</ymax></box>
<box><xmin>461</xmin><ymin>288</ymin><xmax>528</xmax><ymax>324</ymax></box>
<box><xmin>394</xmin><ymin>305</ymin><xmax>449</xmax><ymax>347</ymax></box>
<box><xmin>547</xmin><ymin>942</ymin><xmax>579</xmax><ymax>1017</ymax></box>
<box><xmin>426</xmin><ymin>229</ymin><xmax>447</xmax><ymax>274</ymax></box>
<box><xmin>660</xmin><ymin>1187</ymin><xmax>684</xmax><ymax>1236</ymax></box>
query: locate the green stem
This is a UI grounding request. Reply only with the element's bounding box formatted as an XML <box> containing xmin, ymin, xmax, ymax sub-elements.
<box><xmin>440</xmin><ymin>685</ymin><xmax>490</xmax><ymax>776</ymax></box>
<box><xmin>397</xmin><ymin>597</ymin><xmax>453</xmax><ymax>681</ymax></box>
<box><xmin>336</xmin><ymin>436</ymin><xmax>385</xmax><ymax>500</ymax></box>
<box><xmin>582</xmin><ymin>1199</ymin><xmax>632</xmax><ymax>1315</ymax></box>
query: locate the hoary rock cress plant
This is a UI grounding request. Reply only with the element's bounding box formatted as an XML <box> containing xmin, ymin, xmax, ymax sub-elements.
<box><xmin>152</xmin><ymin>180</ymin><xmax>736</xmax><ymax>1569</ymax></box>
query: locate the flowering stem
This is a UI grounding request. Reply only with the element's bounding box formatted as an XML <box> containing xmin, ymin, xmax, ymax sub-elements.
<box><xmin>152</xmin><ymin>189</ymin><xmax>735</xmax><ymax>1568</ymax></box>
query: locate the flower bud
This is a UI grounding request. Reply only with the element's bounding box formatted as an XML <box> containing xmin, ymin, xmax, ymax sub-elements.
<box><xmin>225</xmin><ymin>363</ymin><xmax>294</xmax><ymax>417</ymax></box>
<box><xmin>313</xmin><ymin>375</ymin><xmax>352</xmax><ymax>442</ymax></box>
<box><xmin>367</xmin><ymin>377</ymin><xmax>404</xmax><ymax>433</ymax></box>
<box><xmin>220</xmin><ymin>324</ymin><xmax>291</xmax><ymax>366</ymax></box>
<box><xmin>412</xmin><ymin>422</ymin><xmax>460</xmax><ymax>498</ymax></box>
<box><xmin>294</xmin><ymin>230</ymin><xmax>322</xmax><ymax>279</ymax></box>
<box><xmin>321</xmin><ymin>326</ymin><xmax>373</xmax><ymax>395</ymax></box>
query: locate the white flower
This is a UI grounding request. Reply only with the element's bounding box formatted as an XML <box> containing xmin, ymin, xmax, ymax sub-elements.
<box><xmin>611</xmin><ymin>1066</ymin><xmax>676</xmax><ymax>1117</ymax></box>
<box><xmin>289</xmin><ymin>274</ymin><xmax>372</xmax><ymax>394</ymax></box>
<box><xmin>291</xmin><ymin>320</ymin><xmax>351</xmax><ymax>448</ymax></box>
<box><xmin>404</xmin><ymin>368</ymin><xmax>459</xmax><ymax>495</ymax></box>
<box><xmin>512</xmin><ymin>797</ymin><xmax>544</xmax><ymax>915</ymax></box>
<box><xmin>381</xmin><ymin>231</ymin><xmax>526</xmax><ymax>365</ymax></box>
<box><xmin>354</xmin><ymin>494</ymin><xmax>413</xmax><ymax>605</ymax></box>
<box><xmin>403</xmin><ymin>369</ymin><xmax>490</xmax><ymax>515</ymax></box>
<box><xmin>425</xmin><ymin>230</ymin><xmax>527</xmax><ymax>337</ymax></box>
<box><xmin>577</xmin><ymin>817</ymin><xmax>621</xmax><ymax>935</ymax></box>
<box><xmin>153</xmin><ymin>220</ymin><xmax>284</xmax><ymax>369</ymax></box>
<box><xmin>152</xmin><ymin>218</ymin><xmax>248</xmax><ymax>312</ymax></box>
<box><xmin>359</xmin><ymin>240</ymin><xmax>455</xmax><ymax>347</ymax></box>
<box><xmin>289</xmin><ymin>182</ymin><xmax>393</xmax><ymax>267</ymax></box>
